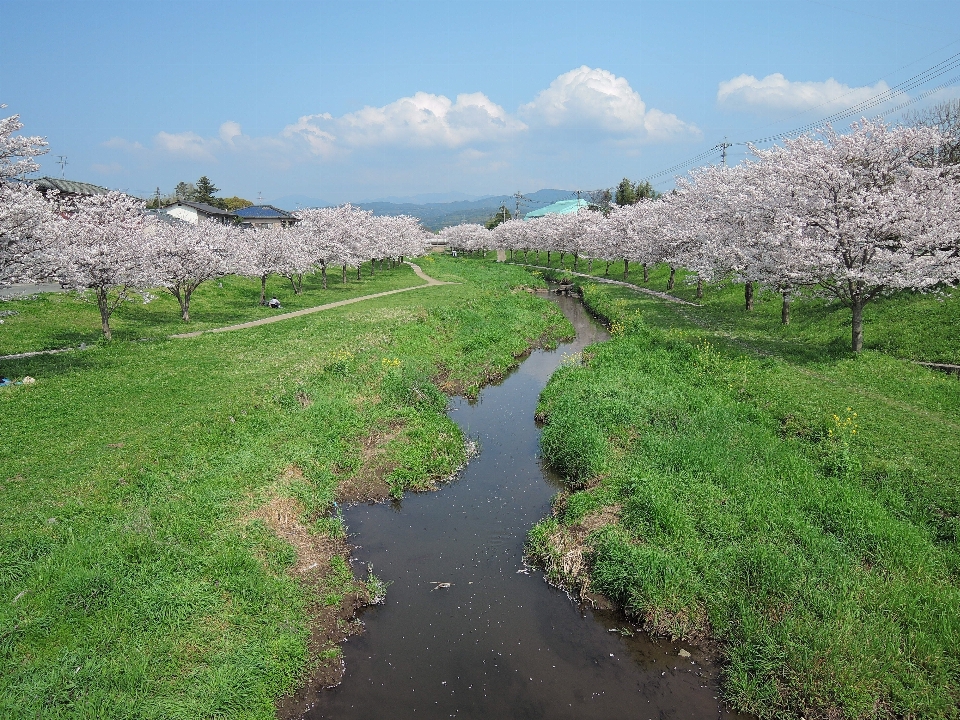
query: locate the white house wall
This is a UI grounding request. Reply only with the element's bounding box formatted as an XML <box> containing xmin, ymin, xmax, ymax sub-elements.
<box><xmin>167</xmin><ymin>206</ymin><xmax>199</xmax><ymax>224</ymax></box>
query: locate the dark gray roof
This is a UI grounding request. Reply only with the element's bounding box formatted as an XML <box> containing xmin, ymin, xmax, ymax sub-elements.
<box><xmin>31</xmin><ymin>177</ymin><xmax>110</xmax><ymax>196</ymax></box>
<box><xmin>234</xmin><ymin>204</ymin><xmax>297</xmax><ymax>219</ymax></box>
<box><xmin>165</xmin><ymin>200</ymin><xmax>237</xmax><ymax>217</ymax></box>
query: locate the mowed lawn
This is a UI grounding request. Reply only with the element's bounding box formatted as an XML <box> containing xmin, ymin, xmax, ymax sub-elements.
<box><xmin>0</xmin><ymin>260</ymin><xmax>427</xmax><ymax>357</ymax></box>
<box><xmin>0</xmin><ymin>257</ymin><xmax>572</xmax><ymax>719</ymax></box>
<box><xmin>529</xmin><ymin>269</ymin><xmax>960</xmax><ymax>719</ymax></box>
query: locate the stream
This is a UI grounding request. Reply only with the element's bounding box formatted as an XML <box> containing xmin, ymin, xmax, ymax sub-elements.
<box><xmin>296</xmin><ymin>292</ymin><xmax>747</xmax><ymax>719</ymax></box>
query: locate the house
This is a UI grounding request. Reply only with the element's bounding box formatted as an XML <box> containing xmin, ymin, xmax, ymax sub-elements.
<box><xmin>162</xmin><ymin>200</ymin><xmax>238</xmax><ymax>224</ymax></box>
<box><xmin>233</xmin><ymin>204</ymin><xmax>299</xmax><ymax>231</ymax></box>
<box><xmin>30</xmin><ymin>177</ymin><xmax>109</xmax><ymax>199</ymax></box>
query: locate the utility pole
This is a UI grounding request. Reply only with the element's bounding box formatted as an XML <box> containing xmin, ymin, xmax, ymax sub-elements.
<box><xmin>57</xmin><ymin>156</ymin><xmax>68</xmax><ymax>178</ymax></box>
<box><xmin>155</xmin><ymin>187</ymin><xmax>161</xmax><ymax>211</ymax></box>
<box><xmin>513</xmin><ymin>191</ymin><xmax>525</xmax><ymax>220</ymax></box>
<box><xmin>719</xmin><ymin>138</ymin><xmax>732</xmax><ymax>166</ymax></box>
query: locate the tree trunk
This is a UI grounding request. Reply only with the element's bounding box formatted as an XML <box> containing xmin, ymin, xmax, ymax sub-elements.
<box><xmin>573</xmin><ymin>254</ymin><xmax>579</xmax><ymax>271</ymax></box>
<box><xmin>604</xmin><ymin>260</ymin><xmax>610</xmax><ymax>276</ymax></box>
<box><xmin>181</xmin><ymin>288</ymin><xmax>193</xmax><ymax>322</ymax></box>
<box><xmin>321</xmin><ymin>263</ymin><xmax>327</xmax><ymax>290</ymax></box>
<box><xmin>745</xmin><ymin>281</ymin><xmax>754</xmax><ymax>311</ymax></box>
<box><xmin>696</xmin><ymin>276</ymin><xmax>703</xmax><ymax>300</ymax></box>
<box><xmin>781</xmin><ymin>292</ymin><xmax>791</xmax><ymax>325</ymax></box>
<box><xmin>342</xmin><ymin>264</ymin><xmax>347</xmax><ymax>284</ymax></box>
<box><xmin>357</xmin><ymin>265</ymin><xmax>361</xmax><ymax>280</ymax></box>
<box><xmin>623</xmin><ymin>259</ymin><xmax>629</xmax><ymax>281</ymax></box>
<box><xmin>668</xmin><ymin>267</ymin><xmax>676</xmax><ymax>291</ymax></box>
<box><xmin>588</xmin><ymin>257</ymin><xmax>593</xmax><ymax>273</ymax></box>
<box><xmin>259</xmin><ymin>275</ymin><xmax>268</xmax><ymax>305</ymax></box>
<box><xmin>643</xmin><ymin>264</ymin><xmax>649</xmax><ymax>283</ymax></box>
<box><xmin>370</xmin><ymin>259</ymin><xmax>375</xmax><ymax>276</ymax></box>
<box><xmin>851</xmin><ymin>299</ymin><xmax>864</xmax><ymax>352</ymax></box>
<box><xmin>547</xmin><ymin>251</ymin><xmax>551</xmax><ymax>266</ymax></box>
<box><xmin>97</xmin><ymin>289</ymin><xmax>112</xmax><ymax>340</ymax></box>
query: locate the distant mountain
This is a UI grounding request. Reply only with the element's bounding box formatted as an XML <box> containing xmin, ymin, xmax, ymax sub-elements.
<box><xmin>267</xmin><ymin>189</ymin><xmax>578</xmax><ymax>230</ymax></box>
<box><xmin>364</xmin><ymin>191</ymin><xmax>490</xmax><ymax>204</ymax></box>
<box><xmin>357</xmin><ymin>189</ymin><xmax>576</xmax><ymax>231</ymax></box>
<box><xmin>267</xmin><ymin>194</ymin><xmax>329</xmax><ymax>210</ymax></box>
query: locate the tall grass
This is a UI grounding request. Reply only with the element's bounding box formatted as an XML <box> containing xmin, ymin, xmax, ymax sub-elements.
<box><xmin>532</xmin><ymin>279</ymin><xmax>960</xmax><ymax>719</ymax></box>
<box><xmin>0</xmin><ymin>256</ymin><xmax>571</xmax><ymax>718</ymax></box>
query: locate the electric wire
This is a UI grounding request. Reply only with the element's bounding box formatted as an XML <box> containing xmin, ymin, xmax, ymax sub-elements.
<box><xmin>638</xmin><ymin>48</ymin><xmax>960</xmax><ymax>184</ymax></box>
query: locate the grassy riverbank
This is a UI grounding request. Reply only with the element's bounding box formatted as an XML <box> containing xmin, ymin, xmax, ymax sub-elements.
<box><xmin>529</xmin><ymin>276</ymin><xmax>960</xmax><ymax>719</ymax></box>
<box><xmin>509</xmin><ymin>255</ymin><xmax>960</xmax><ymax>364</ymax></box>
<box><xmin>0</xmin><ymin>257</ymin><xmax>571</xmax><ymax>718</ymax></box>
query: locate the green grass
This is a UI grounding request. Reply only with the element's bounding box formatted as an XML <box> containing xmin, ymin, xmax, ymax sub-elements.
<box><xmin>528</xmin><ymin>276</ymin><xmax>960</xmax><ymax>719</ymax></box>
<box><xmin>0</xmin><ymin>261</ymin><xmax>424</xmax><ymax>356</ymax></box>
<box><xmin>0</xmin><ymin>255</ymin><xmax>571</xmax><ymax>719</ymax></box>
<box><xmin>508</xmin><ymin>255</ymin><xmax>960</xmax><ymax>364</ymax></box>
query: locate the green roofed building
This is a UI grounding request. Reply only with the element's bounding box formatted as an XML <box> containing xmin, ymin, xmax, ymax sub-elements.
<box><xmin>523</xmin><ymin>198</ymin><xmax>589</xmax><ymax>219</ymax></box>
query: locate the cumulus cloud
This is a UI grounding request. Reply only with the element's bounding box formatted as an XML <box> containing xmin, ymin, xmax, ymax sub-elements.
<box><xmin>282</xmin><ymin>91</ymin><xmax>525</xmax><ymax>156</ymax></box>
<box><xmin>106</xmin><ymin>68</ymin><xmax>697</xmax><ymax>172</ymax></box>
<box><xmin>219</xmin><ymin>121</ymin><xmax>243</xmax><ymax>144</ymax></box>
<box><xmin>717</xmin><ymin>73</ymin><xmax>897</xmax><ymax>114</ymax></box>
<box><xmin>519</xmin><ymin>66</ymin><xmax>699</xmax><ymax>141</ymax></box>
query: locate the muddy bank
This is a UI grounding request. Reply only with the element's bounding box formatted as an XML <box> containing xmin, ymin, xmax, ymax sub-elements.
<box><xmin>283</xmin><ymin>293</ymin><xmax>748</xmax><ymax>719</ymax></box>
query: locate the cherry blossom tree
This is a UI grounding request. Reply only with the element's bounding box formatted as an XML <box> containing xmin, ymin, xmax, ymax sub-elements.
<box><xmin>234</xmin><ymin>227</ymin><xmax>289</xmax><ymax>305</ymax></box>
<box><xmin>56</xmin><ymin>191</ymin><xmax>154</xmax><ymax>340</ymax></box>
<box><xmin>0</xmin><ymin>184</ymin><xmax>57</xmax><ymax>284</ymax></box>
<box><xmin>750</xmin><ymin>119</ymin><xmax>960</xmax><ymax>350</ymax></box>
<box><xmin>0</xmin><ymin>107</ymin><xmax>54</xmax><ymax>283</ymax></box>
<box><xmin>149</xmin><ymin>218</ymin><xmax>239</xmax><ymax>321</ymax></box>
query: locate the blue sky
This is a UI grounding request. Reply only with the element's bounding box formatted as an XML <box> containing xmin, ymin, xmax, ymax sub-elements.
<box><xmin>3</xmin><ymin>0</ymin><xmax>960</xmax><ymax>205</ymax></box>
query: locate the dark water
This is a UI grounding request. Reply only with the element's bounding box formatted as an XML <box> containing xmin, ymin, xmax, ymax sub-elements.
<box><xmin>299</xmin><ymin>294</ymin><xmax>746</xmax><ymax>719</ymax></box>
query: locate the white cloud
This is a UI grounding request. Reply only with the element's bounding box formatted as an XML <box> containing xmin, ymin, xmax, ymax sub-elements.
<box><xmin>219</xmin><ymin>121</ymin><xmax>243</xmax><ymax>144</ymax></box>
<box><xmin>717</xmin><ymin>73</ymin><xmax>897</xmax><ymax>114</ymax></box>
<box><xmin>106</xmin><ymin>68</ymin><xmax>698</xmax><ymax>175</ymax></box>
<box><xmin>283</xmin><ymin>91</ymin><xmax>525</xmax><ymax>156</ymax></box>
<box><xmin>519</xmin><ymin>66</ymin><xmax>699</xmax><ymax>141</ymax></box>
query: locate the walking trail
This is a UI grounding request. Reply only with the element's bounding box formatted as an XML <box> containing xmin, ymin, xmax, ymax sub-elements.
<box><xmin>170</xmin><ymin>262</ymin><xmax>453</xmax><ymax>339</ymax></box>
<box><xmin>0</xmin><ymin>263</ymin><xmax>454</xmax><ymax>360</ymax></box>
<box><xmin>516</xmin><ymin>263</ymin><xmax>701</xmax><ymax>306</ymax></box>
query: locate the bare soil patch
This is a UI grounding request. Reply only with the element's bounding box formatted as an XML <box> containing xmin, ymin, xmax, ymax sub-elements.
<box><xmin>539</xmin><ymin>504</ymin><xmax>621</xmax><ymax>609</ymax></box>
<box><xmin>336</xmin><ymin>422</ymin><xmax>404</xmax><ymax>503</ymax></box>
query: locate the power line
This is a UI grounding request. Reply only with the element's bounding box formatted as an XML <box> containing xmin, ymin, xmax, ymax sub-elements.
<box><xmin>638</xmin><ymin>48</ymin><xmax>960</xmax><ymax>184</ymax></box>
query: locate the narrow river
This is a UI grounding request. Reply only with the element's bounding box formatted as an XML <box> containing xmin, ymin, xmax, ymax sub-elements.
<box><xmin>297</xmin><ymin>293</ymin><xmax>746</xmax><ymax>719</ymax></box>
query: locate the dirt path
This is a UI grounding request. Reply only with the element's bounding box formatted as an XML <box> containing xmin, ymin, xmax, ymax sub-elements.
<box><xmin>516</xmin><ymin>263</ymin><xmax>701</xmax><ymax>307</ymax></box>
<box><xmin>0</xmin><ymin>263</ymin><xmax>453</xmax><ymax>360</ymax></box>
<box><xmin>170</xmin><ymin>262</ymin><xmax>453</xmax><ymax>339</ymax></box>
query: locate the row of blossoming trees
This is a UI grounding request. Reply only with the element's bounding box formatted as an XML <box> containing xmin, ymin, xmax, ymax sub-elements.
<box><xmin>0</xmin><ymin>110</ymin><xmax>433</xmax><ymax>340</ymax></box>
<box><xmin>440</xmin><ymin>119</ymin><xmax>960</xmax><ymax>352</ymax></box>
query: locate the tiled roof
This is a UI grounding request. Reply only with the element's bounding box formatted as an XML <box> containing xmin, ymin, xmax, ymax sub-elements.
<box><xmin>234</xmin><ymin>204</ymin><xmax>297</xmax><ymax>219</ymax></box>
<box><xmin>31</xmin><ymin>177</ymin><xmax>110</xmax><ymax>196</ymax></box>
